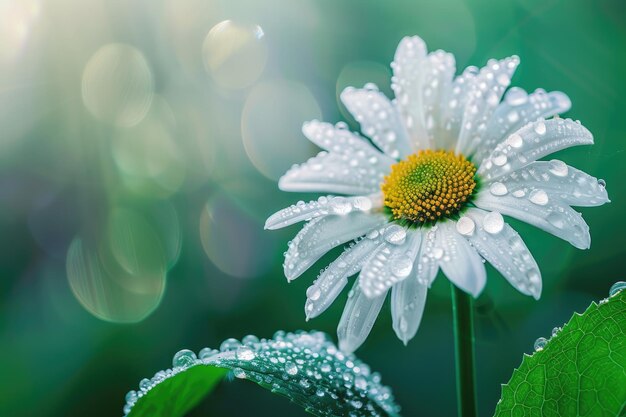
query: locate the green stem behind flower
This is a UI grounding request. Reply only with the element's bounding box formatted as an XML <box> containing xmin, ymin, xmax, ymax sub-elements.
<box><xmin>451</xmin><ymin>283</ymin><xmax>478</xmax><ymax>417</ymax></box>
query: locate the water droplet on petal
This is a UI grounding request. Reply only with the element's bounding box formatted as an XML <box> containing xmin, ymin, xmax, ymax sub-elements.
<box><xmin>492</xmin><ymin>153</ymin><xmax>507</xmax><ymax>167</ymax></box>
<box><xmin>483</xmin><ymin>212</ymin><xmax>504</xmax><ymax>234</ymax></box>
<box><xmin>384</xmin><ymin>225</ymin><xmax>406</xmax><ymax>245</ymax></box>
<box><xmin>489</xmin><ymin>182</ymin><xmax>508</xmax><ymax>196</ymax></box>
<box><xmin>504</xmin><ymin>87</ymin><xmax>528</xmax><ymax>106</ymax></box>
<box><xmin>529</xmin><ymin>189</ymin><xmax>549</xmax><ymax>206</ymax></box>
<box><xmin>506</xmin><ymin>133</ymin><xmax>523</xmax><ymax>148</ymax></box>
<box><xmin>456</xmin><ymin>216</ymin><xmax>475</xmax><ymax>236</ymax></box>
<box><xmin>548</xmin><ymin>160</ymin><xmax>568</xmax><ymax>177</ymax></box>
<box><xmin>306</xmin><ymin>284</ymin><xmax>321</xmax><ymax>301</ymax></box>
<box><xmin>534</xmin><ymin>121</ymin><xmax>546</xmax><ymax>135</ymax></box>
<box><xmin>391</xmin><ymin>256</ymin><xmax>413</xmax><ymax>278</ymax></box>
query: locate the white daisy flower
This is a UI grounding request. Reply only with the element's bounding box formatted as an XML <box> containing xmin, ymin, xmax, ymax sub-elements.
<box><xmin>265</xmin><ymin>36</ymin><xmax>609</xmax><ymax>354</ymax></box>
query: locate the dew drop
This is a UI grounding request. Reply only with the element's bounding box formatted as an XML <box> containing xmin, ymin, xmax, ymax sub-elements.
<box><xmin>391</xmin><ymin>256</ymin><xmax>413</xmax><ymax>278</ymax></box>
<box><xmin>496</xmin><ymin>73</ymin><xmax>510</xmax><ymax>87</ymax></box>
<box><xmin>306</xmin><ymin>284</ymin><xmax>321</xmax><ymax>301</ymax></box>
<box><xmin>242</xmin><ymin>335</ymin><xmax>260</xmax><ymax>345</ymax></box>
<box><xmin>172</xmin><ymin>349</ymin><xmax>197</xmax><ymax>368</ymax></box>
<box><xmin>529</xmin><ymin>189</ymin><xmax>549</xmax><ymax>206</ymax></box>
<box><xmin>504</xmin><ymin>87</ymin><xmax>528</xmax><ymax>106</ymax></box>
<box><xmin>199</xmin><ymin>347</ymin><xmax>218</xmax><ymax>359</ymax></box>
<box><xmin>548</xmin><ymin>160</ymin><xmax>568</xmax><ymax>177</ymax></box>
<box><xmin>534</xmin><ymin>121</ymin><xmax>546</xmax><ymax>135</ymax></box>
<box><xmin>506</xmin><ymin>133</ymin><xmax>523</xmax><ymax>148</ymax></box>
<box><xmin>533</xmin><ymin>337</ymin><xmax>547</xmax><ymax>352</ymax></box>
<box><xmin>492</xmin><ymin>153</ymin><xmax>507</xmax><ymax>167</ymax></box>
<box><xmin>546</xmin><ymin>212</ymin><xmax>565</xmax><ymax>229</ymax></box>
<box><xmin>609</xmin><ymin>281</ymin><xmax>626</xmax><ymax>297</ymax></box>
<box><xmin>384</xmin><ymin>225</ymin><xmax>406</xmax><ymax>245</ymax></box>
<box><xmin>598</xmin><ymin>179</ymin><xmax>606</xmax><ymax>188</ymax></box>
<box><xmin>489</xmin><ymin>182</ymin><xmax>508</xmax><ymax>196</ymax></box>
<box><xmin>551</xmin><ymin>327</ymin><xmax>561</xmax><ymax>337</ymax></box>
<box><xmin>285</xmin><ymin>361</ymin><xmax>298</xmax><ymax>375</ymax></box>
<box><xmin>455</xmin><ymin>216</ymin><xmax>475</xmax><ymax>236</ymax></box>
<box><xmin>483</xmin><ymin>212</ymin><xmax>504</xmax><ymax>234</ymax></box>
<box><xmin>220</xmin><ymin>338</ymin><xmax>241</xmax><ymax>352</ymax></box>
<box><xmin>235</xmin><ymin>346</ymin><xmax>256</xmax><ymax>361</ymax></box>
<box><xmin>233</xmin><ymin>367</ymin><xmax>247</xmax><ymax>379</ymax></box>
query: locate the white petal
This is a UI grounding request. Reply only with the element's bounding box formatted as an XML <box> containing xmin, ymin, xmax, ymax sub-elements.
<box><xmin>462</xmin><ymin>209</ymin><xmax>542</xmax><ymax>299</ymax></box>
<box><xmin>413</xmin><ymin>227</ymin><xmax>440</xmax><ymax>286</ymax></box>
<box><xmin>337</xmin><ymin>279</ymin><xmax>387</xmax><ymax>354</ymax></box>
<box><xmin>265</xmin><ymin>194</ymin><xmax>382</xmax><ymax>230</ymax></box>
<box><xmin>478</xmin><ymin>118</ymin><xmax>593</xmax><ymax>181</ymax></box>
<box><xmin>472</xmin><ymin>89</ymin><xmax>571</xmax><ymax>163</ymax></box>
<box><xmin>474</xmin><ymin>189</ymin><xmax>591</xmax><ymax>249</ymax></box>
<box><xmin>403</xmin><ymin>50</ymin><xmax>457</xmax><ymax>150</ymax></box>
<box><xmin>488</xmin><ymin>160</ymin><xmax>609</xmax><ymax>207</ymax></box>
<box><xmin>340</xmin><ymin>87</ymin><xmax>413</xmax><ymax>159</ymax></box>
<box><xmin>438</xmin><ymin>66</ymin><xmax>479</xmax><ymax>150</ymax></box>
<box><xmin>435</xmin><ymin>222</ymin><xmax>486</xmax><ymax>297</ymax></box>
<box><xmin>278</xmin><ymin>150</ymin><xmax>391</xmax><ymax>195</ymax></box>
<box><xmin>304</xmin><ymin>234</ymin><xmax>383</xmax><ymax>320</ymax></box>
<box><xmin>391</xmin><ymin>267</ymin><xmax>428</xmax><ymax>345</ymax></box>
<box><xmin>391</xmin><ymin>36</ymin><xmax>431</xmax><ymax>150</ymax></box>
<box><xmin>455</xmin><ymin>56</ymin><xmax>520</xmax><ymax>156</ymax></box>
<box><xmin>283</xmin><ymin>212</ymin><xmax>387</xmax><ymax>281</ymax></box>
<box><xmin>359</xmin><ymin>228</ymin><xmax>420</xmax><ymax>298</ymax></box>
<box><xmin>302</xmin><ymin>120</ymin><xmax>396</xmax><ymax>165</ymax></box>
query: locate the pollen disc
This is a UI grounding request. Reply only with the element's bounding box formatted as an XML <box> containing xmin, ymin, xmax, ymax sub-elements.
<box><xmin>382</xmin><ymin>150</ymin><xmax>477</xmax><ymax>223</ymax></box>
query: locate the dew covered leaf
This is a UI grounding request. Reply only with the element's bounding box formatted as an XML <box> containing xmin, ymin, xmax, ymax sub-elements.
<box><xmin>124</xmin><ymin>331</ymin><xmax>401</xmax><ymax>417</ymax></box>
<box><xmin>494</xmin><ymin>289</ymin><xmax>626</xmax><ymax>417</ymax></box>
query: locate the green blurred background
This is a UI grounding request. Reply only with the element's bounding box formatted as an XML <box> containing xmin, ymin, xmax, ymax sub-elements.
<box><xmin>0</xmin><ymin>0</ymin><xmax>624</xmax><ymax>415</ymax></box>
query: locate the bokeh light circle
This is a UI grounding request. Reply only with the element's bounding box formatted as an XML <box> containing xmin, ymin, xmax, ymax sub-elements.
<box><xmin>112</xmin><ymin>97</ymin><xmax>185</xmax><ymax>198</ymax></box>
<box><xmin>200</xmin><ymin>192</ymin><xmax>275</xmax><ymax>279</ymax></box>
<box><xmin>241</xmin><ymin>79</ymin><xmax>321</xmax><ymax>180</ymax></box>
<box><xmin>66</xmin><ymin>235</ymin><xmax>166</xmax><ymax>324</ymax></box>
<box><xmin>202</xmin><ymin>20</ymin><xmax>268</xmax><ymax>89</ymax></box>
<box><xmin>81</xmin><ymin>43</ymin><xmax>154</xmax><ymax>127</ymax></box>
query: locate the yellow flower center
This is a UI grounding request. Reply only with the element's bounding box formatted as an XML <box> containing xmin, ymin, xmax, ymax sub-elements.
<box><xmin>382</xmin><ymin>150</ymin><xmax>477</xmax><ymax>224</ymax></box>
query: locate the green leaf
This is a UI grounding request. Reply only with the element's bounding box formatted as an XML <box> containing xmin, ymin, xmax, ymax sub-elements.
<box><xmin>494</xmin><ymin>289</ymin><xmax>626</xmax><ymax>417</ymax></box>
<box><xmin>123</xmin><ymin>331</ymin><xmax>401</xmax><ymax>417</ymax></box>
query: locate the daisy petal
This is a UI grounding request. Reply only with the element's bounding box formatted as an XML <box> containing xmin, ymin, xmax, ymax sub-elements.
<box><xmin>474</xmin><ymin>190</ymin><xmax>591</xmax><ymax>249</ymax></box>
<box><xmin>304</xmin><ymin>235</ymin><xmax>383</xmax><ymax>320</ymax></box>
<box><xmin>478</xmin><ymin>118</ymin><xmax>593</xmax><ymax>181</ymax></box>
<box><xmin>456</xmin><ymin>56</ymin><xmax>520</xmax><ymax>156</ymax></box>
<box><xmin>461</xmin><ymin>209</ymin><xmax>542</xmax><ymax>299</ymax></box>
<box><xmin>265</xmin><ymin>194</ymin><xmax>382</xmax><ymax>230</ymax></box>
<box><xmin>279</xmin><ymin>151</ymin><xmax>390</xmax><ymax>195</ymax></box>
<box><xmin>414</xmin><ymin>227</ymin><xmax>440</xmax><ymax>285</ymax></box>
<box><xmin>337</xmin><ymin>280</ymin><xmax>387</xmax><ymax>354</ymax></box>
<box><xmin>490</xmin><ymin>160</ymin><xmax>609</xmax><ymax>207</ymax></box>
<box><xmin>436</xmin><ymin>222</ymin><xmax>486</xmax><ymax>297</ymax></box>
<box><xmin>340</xmin><ymin>87</ymin><xmax>413</xmax><ymax>159</ymax></box>
<box><xmin>283</xmin><ymin>212</ymin><xmax>387</xmax><ymax>281</ymax></box>
<box><xmin>391</xmin><ymin>267</ymin><xmax>428</xmax><ymax>345</ymax></box>
<box><xmin>359</xmin><ymin>229</ymin><xmax>420</xmax><ymax>298</ymax></box>
<box><xmin>420</xmin><ymin>51</ymin><xmax>457</xmax><ymax>149</ymax></box>
<box><xmin>302</xmin><ymin>120</ymin><xmax>395</xmax><ymax>165</ymax></box>
<box><xmin>391</xmin><ymin>36</ymin><xmax>430</xmax><ymax>150</ymax></box>
<box><xmin>473</xmin><ymin>89</ymin><xmax>571</xmax><ymax>163</ymax></box>
<box><xmin>438</xmin><ymin>66</ymin><xmax>479</xmax><ymax>150</ymax></box>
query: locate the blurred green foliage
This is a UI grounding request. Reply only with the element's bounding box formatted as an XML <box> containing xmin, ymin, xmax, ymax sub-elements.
<box><xmin>0</xmin><ymin>0</ymin><xmax>624</xmax><ymax>416</ymax></box>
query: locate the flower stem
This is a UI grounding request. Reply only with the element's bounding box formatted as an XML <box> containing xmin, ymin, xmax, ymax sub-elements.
<box><xmin>451</xmin><ymin>283</ymin><xmax>478</xmax><ymax>417</ymax></box>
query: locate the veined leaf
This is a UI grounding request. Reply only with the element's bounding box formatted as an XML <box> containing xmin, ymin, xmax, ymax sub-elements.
<box><xmin>123</xmin><ymin>330</ymin><xmax>401</xmax><ymax>417</ymax></box>
<box><xmin>494</xmin><ymin>288</ymin><xmax>626</xmax><ymax>417</ymax></box>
